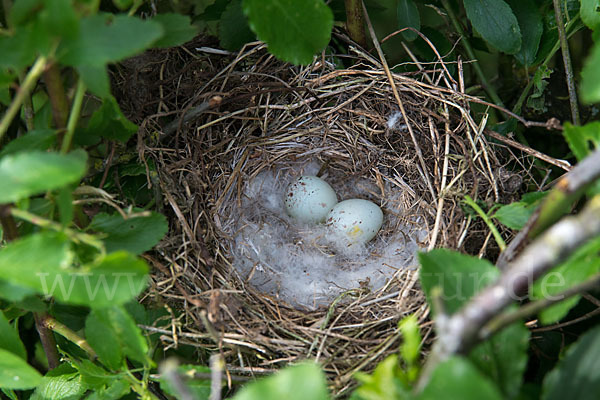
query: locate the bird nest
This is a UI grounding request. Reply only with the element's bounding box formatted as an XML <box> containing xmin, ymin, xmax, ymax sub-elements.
<box><xmin>114</xmin><ymin>38</ymin><xmax>548</xmax><ymax>396</ymax></box>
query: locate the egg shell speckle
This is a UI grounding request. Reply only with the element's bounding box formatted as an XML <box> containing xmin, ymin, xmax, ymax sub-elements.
<box><xmin>284</xmin><ymin>176</ymin><xmax>338</xmax><ymax>224</ymax></box>
<box><xmin>326</xmin><ymin>199</ymin><xmax>383</xmax><ymax>243</ymax></box>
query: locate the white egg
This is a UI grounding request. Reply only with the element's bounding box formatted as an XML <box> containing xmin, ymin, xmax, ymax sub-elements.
<box><xmin>326</xmin><ymin>199</ymin><xmax>383</xmax><ymax>244</ymax></box>
<box><xmin>284</xmin><ymin>176</ymin><xmax>338</xmax><ymax>224</ymax></box>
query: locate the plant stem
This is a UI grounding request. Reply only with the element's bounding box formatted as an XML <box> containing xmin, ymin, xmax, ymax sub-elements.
<box><xmin>19</xmin><ymin>72</ymin><xmax>35</xmax><ymax>131</ymax></box>
<box><xmin>43</xmin><ymin>62</ymin><xmax>70</xmax><ymax>130</ymax></box>
<box><xmin>0</xmin><ymin>204</ymin><xmax>19</xmax><ymax>241</ymax></box>
<box><xmin>553</xmin><ymin>0</ymin><xmax>580</xmax><ymax>125</ymax></box>
<box><xmin>0</xmin><ymin>56</ymin><xmax>47</xmax><ymax>142</ymax></box>
<box><xmin>464</xmin><ymin>195</ymin><xmax>506</xmax><ymax>251</ymax></box>
<box><xmin>344</xmin><ymin>0</ymin><xmax>367</xmax><ymax>48</ymax></box>
<box><xmin>34</xmin><ymin>312</ymin><xmax>61</xmax><ymax>369</ymax></box>
<box><xmin>10</xmin><ymin>207</ymin><xmax>105</xmax><ymax>251</ymax></box>
<box><xmin>61</xmin><ymin>79</ymin><xmax>86</xmax><ymax>154</ymax></box>
<box><xmin>42</xmin><ymin>315</ymin><xmax>97</xmax><ymax>359</ymax></box>
<box><xmin>440</xmin><ymin>0</ymin><xmax>504</xmax><ymax>107</ymax></box>
<box><xmin>512</xmin><ymin>16</ymin><xmax>582</xmax><ymax>115</ymax></box>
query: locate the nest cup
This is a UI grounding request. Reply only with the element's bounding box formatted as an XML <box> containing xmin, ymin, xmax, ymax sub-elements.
<box><xmin>122</xmin><ymin>41</ymin><xmax>533</xmax><ymax>395</ymax></box>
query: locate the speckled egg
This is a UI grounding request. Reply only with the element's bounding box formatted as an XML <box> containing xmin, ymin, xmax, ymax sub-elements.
<box><xmin>326</xmin><ymin>199</ymin><xmax>383</xmax><ymax>243</ymax></box>
<box><xmin>284</xmin><ymin>176</ymin><xmax>338</xmax><ymax>224</ymax></box>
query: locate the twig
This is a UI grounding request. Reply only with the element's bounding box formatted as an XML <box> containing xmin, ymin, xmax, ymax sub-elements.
<box><xmin>0</xmin><ymin>56</ymin><xmax>47</xmax><ymax>142</ymax></box>
<box><xmin>485</xmin><ymin>129</ymin><xmax>571</xmax><ymax>172</ymax></box>
<box><xmin>34</xmin><ymin>312</ymin><xmax>60</xmax><ymax>369</ymax></box>
<box><xmin>41</xmin><ymin>314</ymin><xmax>97</xmax><ymax>359</ymax></box>
<box><xmin>482</xmin><ymin>272</ymin><xmax>600</xmax><ymax>339</ymax></box>
<box><xmin>158</xmin><ymin>359</ymin><xmax>195</xmax><ymax>400</ymax></box>
<box><xmin>497</xmin><ymin>147</ymin><xmax>600</xmax><ymax>269</ymax></box>
<box><xmin>418</xmin><ymin>194</ymin><xmax>600</xmax><ymax>390</ymax></box>
<box><xmin>362</xmin><ymin>1</ymin><xmax>437</xmax><ymax>201</ymax></box>
<box><xmin>10</xmin><ymin>207</ymin><xmax>105</xmax><ymax>251</ymax></box>
<box><xmin>552</xmin><ymin>0</ymin><xmax>580</xmax><ymax>125</ymax></box>
<box><xmin>210</xmin><ymin>354</ymin><xmax>224</xmax><ymax>400</ymax></box>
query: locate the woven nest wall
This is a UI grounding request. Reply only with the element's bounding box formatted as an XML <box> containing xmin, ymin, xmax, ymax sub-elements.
<box><xmin>115</xmin><ymin>40</ymin><xmax>537</xmax><ymax>396</ymax></box>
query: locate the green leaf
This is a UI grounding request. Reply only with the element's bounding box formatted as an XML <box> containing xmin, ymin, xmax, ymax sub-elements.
<box><xmin>77</xmin><ymin>65</ymin><xmax>111</xmax><ymax>99</ymax></box>
<box><xmin>397</xmin><ymin>0</ymin><xmax>420</xmax><ymax>41</ymax></box>
<box><xmin>493</xmin><ymin>192</ymin><xmax>546</xmax><ymax>230</ymax></box>
<box><xmin>581</xmin><ymin>0</ymin><xmax>600</xmax><ymax>30</ymax></box>
<box><xmin>85</xmin><ymin>379</ymin><xmax>130</xmax><ymax>400</ymax></box>
<box><xmin>0</xmin><ymin>150</ymin><xmax>87</xmax><ymax>203</ymax></box>
<box><xmin>532</xmin><ymin>236</ymin><xmax>600</xmax><ymax>324</ymax></box>
<box><xmin>419</xmin><ymin>249</ymin><xmax>499</xmax><ymax>315</ymax></box>
<box><xmin>85</xmin><ymin>312</ymin><xmax>123</xmax><ymax>370</ymax></box>
<box><xmin>0</xmin><ymin>24</ymin><xmax>51</xmax><ymax>69</ymax></box>
<box><xmin>581</xmin><ymin>42</ymin><xmax>600</xmax><ymax>104</ymax></box>
<box><xmin>242</xmin><ymin>0</ymin><xmax>333</xmax><ymax>65</ymax></box>
<box><xmin>542</xmin><ymin>325</ymin><xmax>600</xmax><ymax>400</ymax></box>
<box><xmin>159</xmin><ymin>365</ymin><xmax>212</xmax><ymax>399</ymax></box>
<box><xmin>30</xmin><ymin>366</ymin><xmax>85</xmax><ymax>400</ymax></box>
<box><xmin>48</xmin><ymin>252</ymin><xmax>149</xmax><ymax>308</ymax></box>
<box><xmin>112</xmin><ymin>0</ymin><xmax>133</xmax><ymax>10</ymax></box>
<box><xmin>0</xmin><ymin>233</ymin><xmax>148</xmax><ymax>307</ymax></box>
<box><xmin>197</xmin><ymin>0</ymin><xmax>230</xmax><ymax>21</ymax></box>
<box><xmin>233</xmin><ymin>363</ymin><xmax>329</xmax><ymax>400</ymax></box>
<box><xmin>0</xmin><ymin>312</ymin><xmax>27</xmax><ymax>360</ymax></box>
<box><xmin>563</xmin><ymin>121</ymin><xmax>600</xmax><ymax>161</ymax></box>
<box><xmin>493</xmin><ymin>202</ymin><xmax>532</xmax><ymax>230</ymax></box>
<box><xmin>418</xmin><ymin>357</ymin><xmax>502</xmax><ymax>400</ymax></box>
<box><xmin>90</xmin><ymin>212</ymin><xmax>168</xmax><ymax>255</ymax></box>
<box><xmin>152</xmin><ymin>13</ymin><xmax>199</xmax><ymax>48</ymax></box>
<box><xmin>354</xmin><ymin>355</ymin><xmax>410</xmax><ymax>400</ymax></box>
<box><xmin>219</xmin><ymin>0</ymin><xmax>256</xmax><ymax>51</ymax></box>
<box><xmin>0</xmin><ymin>232</ymin><xmax>72</xmax><ymax>292</ymax></box>
<box><xmin>0</xmin><ymin>129</ymin><xmax>57</xmax><ymax>158</ymax></box>
<box><xmin>509</xmin><ymin>0</ymin><xmax>542</xmax><ymax>66</ymax></box>
<box><xmin>57</xmin><ymin>187</ymin><xmax>74</xmax><ymax>227</ymax></box>
<box><xmin>88</xmin><ymin>307</ymin><xmax>150</xmax><ymax>366</ymax></box>
<box><xmin>469</xmin><ymin>321</ymin><xmax>530</xmax><ymax>399</ymax></box>
<box><xmin>84</xmin><ymin>96</ymin><xmax>138</xmax><ymax>142</ymax></box>
<box><xmin>462</xmin><ymin>0</ymin><xmax>521</xmax><ymax>54</ymax></box>
<box><xmin>0</xmin><ymin>280</ymin><xmax>38</xmax><ymax>302</ymax></box>
<box><xmin>0</xmin><ymin>348</ymin><xmax>42</xmax><ymax>389</ymax></box>
<box><xmin>59</xmin><ymin>14</ymin><xmax>163</xmax><ymax>67</ymax></box>
<box><xmin>527</xmin><ymin>65</ymin><xmax>552</xmax><ymax>112</ymax></box>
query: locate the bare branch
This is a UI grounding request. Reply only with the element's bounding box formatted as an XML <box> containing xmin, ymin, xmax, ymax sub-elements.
<box><xmin>497</xmin><ymin>147</ymin><xmax>600</xmax><ymax>269</ymax></box>
<box><xmin>418</xmin><ymin>194</ymin><xmax>600</xmax><ymax>390</ymax></box>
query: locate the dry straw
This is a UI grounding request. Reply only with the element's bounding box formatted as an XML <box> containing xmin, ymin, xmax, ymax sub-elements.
<box><xmin>114</xmin><ymin>38</ymin><xmax>558</xmax><ymax>396</ymax></box>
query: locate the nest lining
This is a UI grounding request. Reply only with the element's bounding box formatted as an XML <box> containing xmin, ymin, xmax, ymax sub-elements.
<box><xmin>115</xmin><ymin>40</ymin><xmax>546</xmax><ymax>396</ymax></box>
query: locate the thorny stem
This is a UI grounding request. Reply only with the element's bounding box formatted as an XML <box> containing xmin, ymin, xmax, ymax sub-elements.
<box><xmin>0</xmin><ymin>56</ymin><xmax>47</xmax><ymax>142</ymax></box>
<box><xmin>439</xmin><ymin>0</ymin><xmax>504</xmax><ymax>107</ymax></box>
<box><xmin>44</xmin><ymin>62</ymin><xmax>70</xmax><ymax>129</ymax></box>
<box><xmin>464</xmin><ymin>195</ymin><xmax>506</xmax><ymax>251</ymax></box>
<box><xmin>61</xmin><ymin>79</ymin><xmax>86</xmax><ymax>154</ymax></box>
<box><xmin>344</xmin><ymin>0</ymin><xmax>367</xmax><ymax>48</ymax></box>
<box><xmin>39</xmin><ymin>314</ymin><xmax>97</xmax><ymax>359</ymax></box>
<box><xmin>553</xmin><ymin>0</ymin><xmax>580</xmax><ymax>125</ymax></box>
